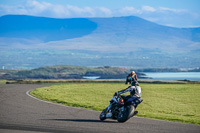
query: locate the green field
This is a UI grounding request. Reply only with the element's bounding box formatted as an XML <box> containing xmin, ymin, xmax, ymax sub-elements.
<box><xmin>30</xmin><ymin>83</ymin><xmax>200</xmax><ymax>124</ymax></box>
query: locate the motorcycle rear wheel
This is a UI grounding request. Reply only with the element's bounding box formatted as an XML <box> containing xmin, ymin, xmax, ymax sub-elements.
<box><xmin>117</xmin><ymin>105</ymin><xmax>135</xmax><ymax>123</ymax></box>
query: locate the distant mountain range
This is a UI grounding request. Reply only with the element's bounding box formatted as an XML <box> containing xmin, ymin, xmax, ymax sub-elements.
<box><xmin>0</xmin><ymin>15</ymin><xmax>200</xmax><ymax>69</ymax></box>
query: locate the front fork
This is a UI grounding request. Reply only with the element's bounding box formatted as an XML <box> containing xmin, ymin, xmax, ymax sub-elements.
<box><xmin>105</xmin><ymin>103</ymin><xmax>114</xmax><ymax>118</ymax></box>
<box><xmin>106</xmin><ymin>104</ymin><xmax>125</xmax><ymax>118</ymax></box>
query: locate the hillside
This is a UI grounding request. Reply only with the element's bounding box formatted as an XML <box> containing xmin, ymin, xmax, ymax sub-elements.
<box><xmin>84</xmin><ymin>16</ymin><xmax>200</xmax><ymax>52</ymax></box>
<box><xmin>0</xmin><ymin>65</ymin><xmax>145</xmax><ymax>80</ymax></box>
<box><xmin>1</xmin><ymin>15</ymin><xmax>199</xmax><ymax>52</ymax></box>
<box><xmin>0</xmin><ymin>15</ymin><xmax>200</xmax><ymax>68</ymax></box>
<box><xmin>0</xmin><ymin>15</ymin><xmax>97</xmax><ymax>42</ymax></box>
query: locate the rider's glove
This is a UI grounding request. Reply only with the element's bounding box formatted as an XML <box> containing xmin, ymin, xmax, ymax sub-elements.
<box><xmin>114</xmin><ymin>92</ymin><xmax>119</xmax><ymax>96</ymax></box>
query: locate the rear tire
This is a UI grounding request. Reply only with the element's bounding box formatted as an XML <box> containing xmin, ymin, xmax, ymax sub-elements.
<box><xmin>117</xmin><ymin>105</ymin><xmax>135</xmax><ymax>123</ymax></box>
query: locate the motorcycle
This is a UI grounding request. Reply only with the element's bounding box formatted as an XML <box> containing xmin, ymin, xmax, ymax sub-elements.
<box><xmin>99</xmin><ymin>86</ymin><xmax>142</xmax><ymax>123</ymax></box>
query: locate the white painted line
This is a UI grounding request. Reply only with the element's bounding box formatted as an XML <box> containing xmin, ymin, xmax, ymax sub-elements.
<box><xmin>26</xmin><ymin>90</ymin><xmax>100</xmax><ymax>112</ymax></box>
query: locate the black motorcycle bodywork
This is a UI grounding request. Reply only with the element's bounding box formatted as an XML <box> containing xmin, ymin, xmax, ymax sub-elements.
<box><xmin>100</xmin><ymin>94</ymin><xmax>142</xmax><ymax>122</ymax></box>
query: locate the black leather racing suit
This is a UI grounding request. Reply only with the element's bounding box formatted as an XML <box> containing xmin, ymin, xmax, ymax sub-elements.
<box><xmin>116</xmin><ymin>75</ymin><xmax>143</xmax><ymax>106</ymax></box>
<box><xmin>116</xmin><ymin>85</ymin><xmax>143</xmax><ymax>108</ymax></box>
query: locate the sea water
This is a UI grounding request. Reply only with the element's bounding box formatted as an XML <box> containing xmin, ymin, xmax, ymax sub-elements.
<box><xmin>142</xmin><ymin>72</ymin><xmax>200</xmax><ymax>81</ymax></box>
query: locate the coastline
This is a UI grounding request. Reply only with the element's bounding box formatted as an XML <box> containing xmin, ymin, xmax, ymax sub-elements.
<box><xmin>4</xmin><ymin>79</ymin><xmax>200</xmax><ymax>84</ymax></box>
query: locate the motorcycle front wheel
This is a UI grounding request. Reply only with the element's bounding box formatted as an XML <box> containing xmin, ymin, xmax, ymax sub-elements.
<box><xmin>99</xmin><ymin>109</ymin><xmax>107</xmax><ymax>121</ymax></box>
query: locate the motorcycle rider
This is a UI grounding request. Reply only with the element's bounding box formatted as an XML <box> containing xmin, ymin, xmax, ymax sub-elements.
<box><xmin>101</xmin><ymin>71</ymin><xmax>143</xmax><ymax>120</ymax></box>
<box><xmin>114</xmin><ymin>71</ymin><xmax>143</xmax><ymax>113</ymax></box>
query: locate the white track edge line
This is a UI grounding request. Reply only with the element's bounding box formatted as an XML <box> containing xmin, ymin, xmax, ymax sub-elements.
<box><xmin>26</xmin><ymin>90</ymin><xmax>100</xmax><ymax>112</ymax></box>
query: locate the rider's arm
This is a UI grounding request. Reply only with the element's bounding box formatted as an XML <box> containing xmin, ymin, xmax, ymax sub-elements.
<box><xmin>135</xmin><ymin>74</ymin><xmax>138</xmax><ymax>80</ymax></box>
<box><xmin>117</xmin><ymin>87</ymin><xmax>133</xmax><ymax>95</ymax></box>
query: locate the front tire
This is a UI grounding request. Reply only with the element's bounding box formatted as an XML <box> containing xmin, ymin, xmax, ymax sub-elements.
<box><xmin>99</xmin><ymin>109</ymin><xmax>107</xmax><ymax>121</ymax></box>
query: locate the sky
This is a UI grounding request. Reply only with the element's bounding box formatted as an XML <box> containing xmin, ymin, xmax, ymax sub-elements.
<box><xmin>0</xmin><ymin>0</ymin><xmax>200</xmax><ymax>28</ymax></box>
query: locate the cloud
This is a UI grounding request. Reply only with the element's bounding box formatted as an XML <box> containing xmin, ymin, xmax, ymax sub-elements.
<box><xmin>0</xmin><ymin>0</ymin><xmax>112</xmax><ymax>18</ymax></box>
<box><xmin>0</xmin><ymin>0</ymin><xmax>199</xmax><ymax>27</ymax></box>
<box><xmin>158</xmin><ymin>7</ymin><xmax>186</xmax><ymax>13</ymax></box>
<box><xmin>119</xmin><ymin>6</ymin><xmax>141</xmax><ymax>16</ymax></box>
<box><xmin>117</xmin><ymin>6</ymin><xmax>200</xmax><ymax>28</ymax></box>
<box><xmin>97</xmin><ymin>7</ymin><xmax>112</xmax><ymax>17</ymax></box>
<box><xmin>141</xmin><ymin>6</ymin><xmax>156</xmax><ymax>12</ymax></box>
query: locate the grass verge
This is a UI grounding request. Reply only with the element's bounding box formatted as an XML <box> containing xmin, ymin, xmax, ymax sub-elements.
<box><xmin>0</xmin><ymin>80</ymin><xmax>15</xmax><ymax>84</ymax></box>
<box><xmin>0</xmin><ymin>80</ymin><xmax>7</xmax><ymax>84</ymax></box>
<box><xmin>30</xmin><ymin>83</ymin><xmax>200</xmax><ymax>124</ymax></box>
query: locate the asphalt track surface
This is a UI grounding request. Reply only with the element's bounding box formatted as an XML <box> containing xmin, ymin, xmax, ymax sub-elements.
<box><xmin>0</xmin><ymin>84</ymin><xmax>199</xmax><ymax>133</ymax></box>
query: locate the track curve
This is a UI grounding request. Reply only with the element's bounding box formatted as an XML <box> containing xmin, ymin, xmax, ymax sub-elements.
<box><xmin>0</xmin><ymin>84</ymin><xmax>199</xmax><ymax>133</ymax></box>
